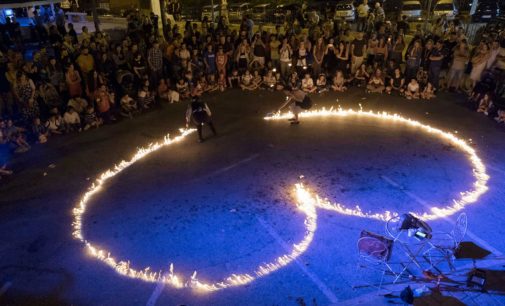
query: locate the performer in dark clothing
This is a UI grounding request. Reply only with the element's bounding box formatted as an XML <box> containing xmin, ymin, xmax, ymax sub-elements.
<box><xmin>276</xmin><ymin>86</ymin><xmax>313</xmax><ymax>124</ymax></box>
<box><xmin>185</xmin><ymin>97</ymin><xmax>217</xmax><ymax>142</ymax></box>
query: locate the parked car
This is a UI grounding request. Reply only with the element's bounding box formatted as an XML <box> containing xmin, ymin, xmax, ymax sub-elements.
<box><xmin>273</xmin><ymin>3</ymin><xmax>300</xmax><ymax>24</ymax></box>
<box><xmin>201</xmin><ymin>4</ymin><xmax>220</xmax><ymax>22</ymax></box>
<box><xmin>228</xmin><ymin>3</ymin><xmax>251</xmax><ymax>22</ymax></box>
<box><xmin>472</xmin><ymin>1</ymin><xmax>500</xmax><ymax>22</ymax></box>
<box><xmin>433</xmin><ymin>0</ymin><xmax>458</xmax><ymax>20</ymax></box>
<box><xmin>334</xmin><ymin>1</ymin><xmax>356</xmax><ymax>22</ymax></box>
<box><xmin>401</xmin><ymin>0</ymin><xmax>423</xmax><ymax>21</ymax></box>
<box><xmin>251</xmin><ymin>3</ymin><xmax>273</xmax><ymax>22</ymax></box>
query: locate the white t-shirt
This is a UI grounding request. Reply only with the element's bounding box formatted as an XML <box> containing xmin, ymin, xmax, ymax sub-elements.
<box><xmin>302</xmin><ymin>78</ymin><xmax>314</xmax><ymax>90</ymax></box>
<box><xmin>64</xmin><ymin>111</ymin><xmax>81</xmax><ymax>124</ymax></box>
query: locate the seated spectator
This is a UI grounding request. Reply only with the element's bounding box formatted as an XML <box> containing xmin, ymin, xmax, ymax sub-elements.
<box><xmin>228</xmin><ymin>69</ymin><xmax>241</xmax><ymax>88</ymax></box>
<box><xmin>84</xmin><ymin>105</ymin><xmax>102</xmax><ymax>130</ymax></box>
<box><xmin>332</xmin><ymin>70</ymin><xmax>347</xmax><ymax>92</ymax></box>
<box><xmin>120</xmin><ymin>94</ymin><xmax>138</xmax><ymax>118</ymax></box>
<box><xmin>137</xmin><ymin>84</ymin><xmax>155</xmax><ymax>109</ymax></box>
<box><xmin>275</xmin><ymin>72</ymin><xmax>285</xmax><ymax>91</ymax></box>
<box><xmin>386</xmin><ymin>68</ymin><xmax>405</xmax><ymax>95</ymax></box>
<box><xmin>207</xmin><ymin>74</ymin><xmax>219</xmax><ymax>92</ymax></box>
<box><xmin>288</xmin><ymin>71</ymin><xmax>300</xmax><ymax>90</ymax></box>
<box><xmin>67</xmin><ymin>97</ymin><xmax>88</xmax><ymax>115</ymax></box>
<box><xmin>316</xmin><ymin>74</ymin><xmax>328</xmax><ymax>93</ymax></box>
<box><xmin>301</xmin><ymin>73</ymin><xmax>317</xmax><ymax>93</ymax></box>
<box><xmin>39</xmin><ymin>81</ymin><xmax>63</xmax><ymax>111</ymax></box>
<box><xmin>4</xmin><ymin>119</ymin><xmax>31</xmax><ymax>153</ymax></box>
<box><xmin>217</xmin><ymin>73</ymin><xmax>227</xmax><ymax>92</ymax></box>
<box><xmin>252</xmin><ymin>70</ymin><xmax>263</xmax><ymax>89</ymax></box>
<box><xmin>192</xmin><ymin>79</ymin><xmax>206</xmax><ymax>97</ymax></box>
<box><xmin>0</xmin><ymin>121</ymin><xmax>13</xmax><ymax>177</ymax></box>
<box><xmin>31</xmin><ymin>117</ymin><xmax>48</xmax><ymax>143</ymax></box>
<box><xmin>354</xmin><ymin>64</ymin><xmax>369</xmax><ymax>87</ymax></box>
<box><xmin>240</xmin><ymin>70</ymin><xmax>255</xmax><ymax>91</ymax></box>
<box><xmin>421</xmin><ymin>83</ymin><xmax>436</xmax><ymax>100</ymax></box>
<box><xmin>367</xmin><ymin>69</ymin><xmax>385</xmax><ymax>94</ymax></box>
<box><xmin>176</xmin><ymin>78</ymin><xmax>191</xmax><ymax>99</ymax></box>
<box><xmin>405</xmin><ymin>78</ymin><xmax>421</xmax><ymax>99</ymax></box>
<box><xmin>416</xmin><ymin>67</ymin><xmax>428</xmax><ymax>90</ymax></box>
<box><xmin>63</xmin><ymin>107</ymin><xmax>82</xmax><ymax>132</ymax></box>
<box><xmin>263</xmin><ymin>70</ymin><xmax>277</xmax><ymax>90</ymax></box>
<box><xmin>477</xmin><ymin>93</ymin><xmax>492</xmax><ymax>115</ymax></box>
<box><xmin>46</xmin><ymin>111</ymin><xmax>65</xmax><ymax>135</ymax></box>
<box><xmin>158</xmin><ymin>79</ymin><xmax>179</xmax><ymax>103</ymax></box>
<box><xmin>495</xmin><ymin>109</ymin><xmax>505</xmax><ymax>123</ymax></box>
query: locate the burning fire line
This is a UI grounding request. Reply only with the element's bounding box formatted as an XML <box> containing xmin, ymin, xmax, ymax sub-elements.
<box><xmin>72</xmin><ymin>107</ymin><xmax>489</xmax><ymax>292</ymax></box>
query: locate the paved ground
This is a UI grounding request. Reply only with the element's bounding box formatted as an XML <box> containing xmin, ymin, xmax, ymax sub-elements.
<box><xmin>1</xmin><ymin>88</ymin><xmax>505</xmax><ymax>306</ymax></box>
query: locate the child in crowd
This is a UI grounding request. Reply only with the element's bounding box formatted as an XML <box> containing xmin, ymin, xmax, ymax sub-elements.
<box><xmin>217</xmin><ymin>73</ymin><xmax>227</xmax><ymax>92</ymax></box>
<box><xmin>240</xmin><ymin>70</ymin><xmax>255</xmax><ymax>90</ymax></box>
<box><xmin>207</xmin><ymin>74</ymin><xmax>219</xmax><ymax>92</ymax></box>
<box><xmin>316</xmin><ymin>74</ymin><xmax>327</xmax><ymax>93</ymax></box>
<box><xmin>228</xmin><ymin>69</ymin><xmax>241</xmax><ymax>88</ymax></box>
<box><xmin>252</xmin><ymin>70</ymin><xmax>263</xmax><ymax>89</ymax></box>
<box><xmin>301</xmin><ymin>73</ymin><xmax>316</xmax><ymax>93</ymax></box>
<box><xmin>495</xmin><ymin>109</ymin><xmax>505</xmax><ymax>123</ymax></box>
<box><xmin>67</xmin><ymin>97</ymin><xmax>88</xmax><ymax>115</ymax></box>
<box><xmin>138</xmin><ymin>83</ymin><xmax>154</xmax><ymax>109</ymax></box>
<box><xmin>176</xmin><ymin>78</ymin><xmax>190</xmax><ymax>99</ymax></box>
<box><xmin>63</xmin><ymin>106</ymin><xmax>82</xmax><ymax>132</ymax></box>
<box><xmin>421</xmin><ymin>83</ymin><xmax>436</xmax><ymax>100</ymax></box>
<box><xmin>416</xmin><ymin>67</ymin><xmax>428</xmax><ymax>90</ymax></box>
<box><xmin>32</xmin><ymin>118</ymin><xmax>48</xmax><ymax>143</ymax></box>
<box><xmin>46</xmin><ymin>112</ymin><xmax>65</xmax><ymax>135</ymax></box>
<box><xmin>158</xmin><ymin>79</ymin><xmax>179</xmax><ymax>103</ymax></box>
<box><xmin>354</xmin><ymin>64</ymin><xmax>369</xmax><ymax>87</ymax></box>
<box><xmin>84</xmin><ymin>105</ymin><xmax>102</xmax><ymax>130</ymax></box>
<box><xmin>367</xmin><ymin>69</ymin><xmax>385</xmax><ymax>94</ymax></box>
<box><xmin>477</xmin><ymin>93</ymin><xmax>493</xmax><ymax>116</ymax></box>
<box><xmin>120</xmin><ymin>94</ymin><xmax>138</xmax><ymax>118</ymax></box>
<box><xmin>332</xmin><ymin>70</ymin><xmax>347</xmax><ymax>92</ymax></box>
<box><xmin>386</xmin><ymin>68</ymin><xmax>404</xmax><ymax>95</ymax></box>
<box><xmin>263</xmin><ymin>70</ymin><xmax>277</xmax><ymax>90</ymax></box>
<box><xmin>405</xmin><ymin>78</ymin><xmax>421</xmax><ymax>99</ymax></box>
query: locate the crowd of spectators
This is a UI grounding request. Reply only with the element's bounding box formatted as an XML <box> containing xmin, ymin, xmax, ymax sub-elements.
<box><xmin>1</xmin><ymin>3</ymin><xmax>505</xmax><ymax>179</ymax></box>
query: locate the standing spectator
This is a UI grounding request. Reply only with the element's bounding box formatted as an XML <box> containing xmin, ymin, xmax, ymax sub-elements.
<box><xmin>428</xmin><ymin>40</ymin><xmax>445</xmax><ymax>90</ymax></box>
<box><xmin>313</xmin><ymin>37</ymin><xmax>326</xmax><ymax>76</ymax></box>
<box><xmin>14</xmin><ymin>73</ymin><xmax>38</xmax><ymax>125</ymax></box>
<box><xmin>470</xmin><ymin>43</ymin><xmax>491</xmax><ymax>90</ymax></box>
<box><xmin>391</xmin><ymin>35</ymin><xmax>405</xmax><ymax>65</ymax></box>
<box><xmin>374</xmin><ymin>2</ymin><xmax>385</xmax><ymax>28</ymax></box>
<box><xmin>251</xmin><ymin>34</ymin><xmax>267</xmax><ymax>69</ymax></box>
<box><xmin>148</xmin><ymin>41</ymin><xmax>164</xmax><ymax>88</ymax></box>
<box><xmin>95</xmin><ymin>84</ymin><xmax>115</xmax><ymax>121</ymax></box>
<box><xmin>203</xmin><ymin>44</ymin><xmax>217</xmax><ymax>75</ymax></box>
<box><xmin>279</xmin><ymin>38</ymin><xmax>293</xmax><ymax>79</ymax></box>
<box><xmin>447</xmin><ymin>41</ymin><xmax>469</xmax><ymax>91</ymax></box>
<box><xmin>269</xmin><ymin>35</ymin><xmax>281</xmax><ymax>70</ymax></box>
<box><xmin>76</xmin><ymin>47</ymin><xmax>95</xmax><ymax>95</ymax></box>
<box><xmin>351</xmin><ymin>32</ymin><xmax>367</xmax><ymax>75</ymax></box>
<box><xmin>55</xmin><ymin>7</ymin><xmax>66</xmax><ymax>35</ymax></box>
<box><xmin>397</xmin><ymin>15</ymin><xmax>410</xmax><ymax>34</ymax></box>
<box><xmin>216</xmin><ymin>46</ymin><xmax>228</xmax><ymax>77</ymax></box>
<box><xmin>66</xmin><ymin>64</ymin><xmax>82</xmax><ymax>98</ymax></box>
<box><xmin>295</xmin><ymin>42</ymin><xmax>308</xmax><ymax>75</ymax></box>
<box><xmin>357</xmin><ymin>0</ymin><xmax>370</xmax><ymax>32</ymax></box>
<box><xmin>0</xmin><ymin>62</ymin><xmax>14</xmax><ymax>118</ymax></box>
<box><xmin>405</xmin><ymin>40</ymin><xmax>422</xmax><ymax>81</ymax></box>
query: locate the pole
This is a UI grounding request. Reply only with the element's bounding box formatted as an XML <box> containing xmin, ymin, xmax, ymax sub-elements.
<box><xmin>90</xmin><ymin>0</ymin><xmax>100</xmax><ymax>32</ymax></box>
<box><xmin>424</xmin><ymin>0</ymin><xmax>433</xmax><ymax>32</ymax></box>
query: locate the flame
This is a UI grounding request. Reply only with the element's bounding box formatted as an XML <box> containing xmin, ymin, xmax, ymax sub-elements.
<box><xmin>265</xmin><ymin>107</ymin><xmax>489</xmax><ymax>221</ymax></box>
<box><xmin>72</xmin><ymin>107</ymin><xmax>489</xmax><ymax>293</ymax></box>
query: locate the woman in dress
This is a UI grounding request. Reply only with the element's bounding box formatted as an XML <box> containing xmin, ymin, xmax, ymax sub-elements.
<box><xmin>324</xmin><ymin>38</ymin><xmax>338</xmax><ymax>77</ymax></box>
<box><xmin>14</xmin><ymin>72</ymin><xmax>39</xmax><ymax>125</ymax></box>
<box><xmin>336</xmin><ymin>41</ymin><xmax>350</xmax><ymax>77</ymax></box>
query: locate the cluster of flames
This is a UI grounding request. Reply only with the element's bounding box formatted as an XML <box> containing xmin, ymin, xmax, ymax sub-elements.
<box><xmin>72</xmin><ymin>108</ymin><xmax>489</xmax><ymax>292</ymax></box>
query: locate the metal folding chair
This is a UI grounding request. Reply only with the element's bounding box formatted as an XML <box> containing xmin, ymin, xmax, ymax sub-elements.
<box><xmin>357</xmin><ymin>230</ymin><xmax>398</xmax><ymax>290</ymax></box>
<box><xmin>424</xmin><ymin>213</ymin><xmax>468</xmax><ymax>271</ymax></box>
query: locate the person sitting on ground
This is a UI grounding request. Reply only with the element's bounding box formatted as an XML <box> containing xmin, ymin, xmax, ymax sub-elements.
<box><xmin>263</xmin><ymin>70</ymin><xmax>277</xmax><ymax>90</ymax></box>
<box><xmin>421</xmin><ymin>82</ymin><xmax>436</xmax><ymax>100</ymax></box>
<box><xmin>207</xmin><ymin>74</ymin><xmax>219</xmax><ymax>92</ymax></box>
<box><xmin>137</xmin><ymin>83</ymin><xmax>155</xmax><ymax>109</ymax></box>
<box><xmin>367</xmin><ymin>69</ymin><xmax>385</xmax><ymax>94</ymax></box>
<box><xmin>217</xmin><ymin>72</ymin><xmax>227</xmax><ymax>92</ymax></box>
<box><xmin>354</xmin><ymin>63</ymin><xmax>369</xmax><ymax>87</ymax></box>
<box><xmin>4</xmin><ymin>119</ymin><xmax>31</xmax><ymax>153</ymax></box>
<box><xmin>228</xmin><ymin>69</ymin><xmax>241</xmax><ymax>88</ymax></box>
<box><xmin>45</xmin><ymin>111</ymin><xmax>64</xmax><ymax>135</ymax></box>
<box><xmin>288</xmin><ymin>71</ymin><xmax>300</xmax><ymax>90</ymax></box>
<box><xmin>120</xmin><ymin>94</ymin><xmax>138</xmax><ymax>118</ymax></box>
<box><xmin>252</xmin><ymin>70</ymin><xmax>263</xmax><ymax>89</ymax></box>
<box><xmin>240</xmin><ymin>70</ymin><xmax>255</xmax><ymax>90</ymax></box>
<box><xmin>158</xmin><ymin>79</ymin><xmax>179</xmax><ymax>103</ymax></box>
<box><xmin>63</xmin><ymin>106</ymin><xmax>82</xmax><ymax>132</ymax></box>
<box><xmin>495</xmin><ymin>109</ymin><xmax>505</xmax><ymax>123</ymax></box>
<box><xmin>301</xmin><ymin>73</ymin><xmax>317</xmax><ymax>93</ymax></box>
<box><xmin>31</xmin><ymin>117</ymin><xmax>49</xmax><ymax>143</ymax></box>
<box><xmin>176</xmin><ymin>78</ymin><xmax>191</xmax><ymax>99</ymax></box>
<box><xmin>275</xmin><ymin>72</ymin><xmax>285</xmax><ymax>91</ymax></box>
<box><xmin>405</xmin><ymin>78</ymin><xmax>421</xmax><ymax>99</ymax></box>
<box><xmin>316</xmin><ymin>74</ymin><xmax>328</xmax><ymax>93</ymax></box>
<box><xmin>332</xmin><ymin>70</ymin><xmax>347</xmax><ymax>92</ymax></box>
<box><xmin>67</xmin><ymin>97</ymin><xmax>88</xmax><ymax>115</ymax></box>
<box><xmin>192</xmin><ymin>78</ymin><xmax>206</xmax><ymax>97</ymax></box>
<box><xmin>386</xmin><ymin>67</ymin><xmax>405</xmax><ymax>95</ymax></box>
<box><xmin>477</xmin><ymin>93</ymin><xmax>492</xmax><ymax>116</ymax></box>
<box><xmin>84</xmin><ymin>105</ymin><xmax>102</xmax><ymax>130</ymax></box>
<box><xmin>416</xmin><ymin>67</ymin><xmax>428</xmax><ymax>90</ymax></box>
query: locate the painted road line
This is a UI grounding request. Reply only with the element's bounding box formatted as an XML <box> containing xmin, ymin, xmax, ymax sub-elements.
<box><xmin>145</xmin><ymin>273</ymin><xmax>168</xmax><ymax>306</ymax></box>
<box><xmin>381</xmin><ymin>175</ymin><xmax>503</xmax><ymax>256</ymax></box>
<box><xmin>487</xmin><ymin>164</ymin><xmax>505</xmax><ymax>176</ymax></box>
<box><xmin>195</xmin><ymin>154</ymin><xmax>260</xmax><ymax>181</ymax></box>
<box><xmin>0</xmin><ymin>282</ymin><xmax>12</xmax><ymax>297</ymax></box>
<box><xmin>256</xmin><ymin>216</ymin><xmax>339</xmax><ymax>304</ymax></box>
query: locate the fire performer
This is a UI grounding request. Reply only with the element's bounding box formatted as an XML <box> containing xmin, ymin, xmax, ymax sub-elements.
<box><xmin>186</xmin><ymin>97</ymin><xmax>217</xmax><ymax>142</ymax></box>
<box><xmin>276</xmin><ymin>86</ymin><xmax>313</xmax><ymax>125</ymax></box>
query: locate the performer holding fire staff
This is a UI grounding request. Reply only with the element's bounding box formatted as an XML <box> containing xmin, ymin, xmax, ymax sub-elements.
<box><xmin>276</xmin><ymin>86</ymin><xmax>313</xmax><ymax>124</ymax></box>
<box><xmin>186</xmin><ymin>97</ymin><xmax>217</xmax><ymax>142</ymax></box>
